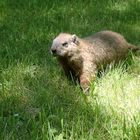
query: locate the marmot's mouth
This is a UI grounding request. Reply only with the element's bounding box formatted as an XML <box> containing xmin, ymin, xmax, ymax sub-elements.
<box><xmin>52</xmin><ymin>53</ymin><xmax>57</xmax><ymax>57</ymax></box>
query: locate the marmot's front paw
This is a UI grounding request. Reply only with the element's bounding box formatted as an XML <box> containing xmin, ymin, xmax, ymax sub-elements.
<box><xmin>80</xmin><ymin>81</ymin><xmax>90</xmax><ymax>95</ymax></box>
<box><xmin>83</xmin><ymin>86</ymin><xmax>90</xmax><ymax>95</ymax></box>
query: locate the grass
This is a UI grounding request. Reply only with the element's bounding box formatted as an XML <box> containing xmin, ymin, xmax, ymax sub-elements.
<box><xmin>0</xmin><ymin>0</ymin><xmax>140</xmax><ymax>139</ymax></box>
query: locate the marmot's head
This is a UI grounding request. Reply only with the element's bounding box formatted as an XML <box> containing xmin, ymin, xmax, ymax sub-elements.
<box><xmin>51</xmin><ymin>33</ymin><xmax>80</xmax><ymax>57</ymax></box>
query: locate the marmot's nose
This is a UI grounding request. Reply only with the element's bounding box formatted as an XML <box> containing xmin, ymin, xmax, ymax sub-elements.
<box><xmin>51</xmin><ymin>49</ymin><xmax>57</xmax><ymax>55</ymax></box>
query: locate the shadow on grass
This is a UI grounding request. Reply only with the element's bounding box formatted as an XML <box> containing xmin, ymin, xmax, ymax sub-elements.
<box><xmin>0</xmin><ymin>64</ymin><xmax>110</xmax><ymax>139</ymax></box>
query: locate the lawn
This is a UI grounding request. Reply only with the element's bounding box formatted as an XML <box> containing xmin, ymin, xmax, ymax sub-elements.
<box><xmin>0</xmin><ymin>0</ymin><xmax>140</xmax><ymax>139</ymax></box>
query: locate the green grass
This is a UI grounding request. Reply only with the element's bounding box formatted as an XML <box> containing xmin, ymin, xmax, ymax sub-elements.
<box><xmin>0</xmin><ymin>0</ymin><xmax>140</xmax><ymax>139</ymax></box>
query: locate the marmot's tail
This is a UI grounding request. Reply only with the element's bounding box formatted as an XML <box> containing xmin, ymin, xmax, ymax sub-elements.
<box><xmin>128</xmin><ymin>43</ymin><xmax>140</xmax><ymax>53</ymax></box>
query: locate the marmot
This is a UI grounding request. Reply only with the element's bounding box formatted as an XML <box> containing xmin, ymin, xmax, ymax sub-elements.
<box><xmin>51</xmin><ymin>31</ymin><xmax>139</xmax><ymax>93</ymax></box>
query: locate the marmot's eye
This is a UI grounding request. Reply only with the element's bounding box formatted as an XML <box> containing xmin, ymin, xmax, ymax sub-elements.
<box><xmin>62</xmin><ymin>42</ymin><xmax>68</xmax><ymax>46</ymax></box>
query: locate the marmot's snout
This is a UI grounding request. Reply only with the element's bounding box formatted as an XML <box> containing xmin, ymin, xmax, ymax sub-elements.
<box><xmin>51</xmin><ymin>42</ymin><xmax>59</xmax><ymax>56</ymax></box>
<box><xmin>51</xmin><ymin>50</ymin><xmax>57</xmax><ymax>56</ymax></box>
<box><xmin>51</xmin><ymin>47</ymin><xmax>57</xmax><ymax>56</ymax></box>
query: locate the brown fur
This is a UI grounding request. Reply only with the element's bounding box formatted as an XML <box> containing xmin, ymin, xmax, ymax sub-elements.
<box><xmin>51</xmin><ymin>31</ymin><xmax>139</xmax><ymax>93</ymax></box>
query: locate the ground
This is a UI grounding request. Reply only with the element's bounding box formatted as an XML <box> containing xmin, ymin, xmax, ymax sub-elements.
<box><xmin>0</xmin><ymin>0</ymin><xmax>140</xmax><ymax>139</ymax></box>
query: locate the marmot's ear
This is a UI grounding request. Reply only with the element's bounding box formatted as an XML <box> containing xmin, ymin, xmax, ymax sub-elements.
<box><xmin>71</xmin><ymin>34</ymin><xmax>79</xmax><ymax>45</ymax></box>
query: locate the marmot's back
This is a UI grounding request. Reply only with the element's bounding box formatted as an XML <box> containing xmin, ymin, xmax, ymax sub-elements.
<box><xmin>84</xmin><ymin>31</ymin><xmax>128</xmax><ymax>51</ymax></box>
<box><xmin>83</xmin><ymin>31</ymin><xmax>137</xmax><ymax>64</ymax></box>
